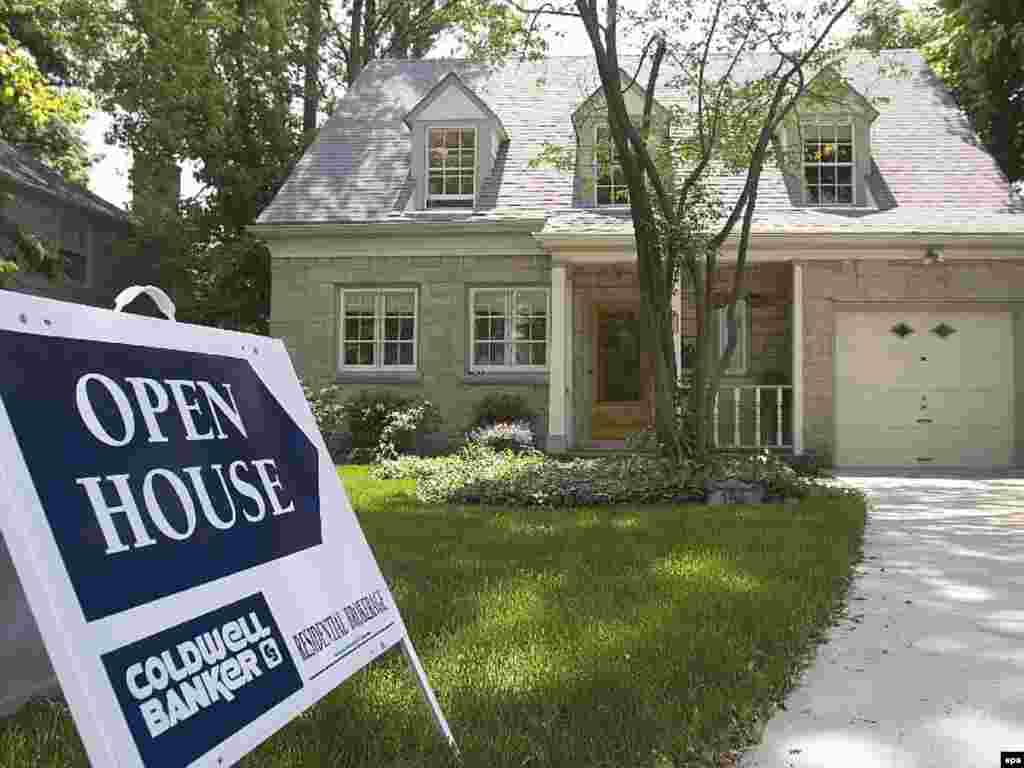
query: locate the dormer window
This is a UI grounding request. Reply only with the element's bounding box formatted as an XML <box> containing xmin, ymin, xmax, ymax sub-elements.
<box><xmin>404</xmin><ymin>72</ymin><xmax>506</xmax><ymax>212</ymax></box>
<box><xmin>595</xmin><ymin>124</ymin><xmax>629</xmax><ymax>205</ymax></box>
<box><xmin>428</xmin><ymin>127</ymin><xmax>477</xmax><ymax>208</ymax></box>
<box><xmin>802</xmin><ymin>120</ymin><xmax>854</xmax><ymax>205</ymax></box>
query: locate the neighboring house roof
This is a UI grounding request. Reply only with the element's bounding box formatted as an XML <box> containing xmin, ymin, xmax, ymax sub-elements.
<box><xmin>0</xmin><ymin>139</ymin><xmax>131</xmax><ymax>225</ymax></box>
<box><xmin>256</xmin><ymin>50</ymin><xmax>1024</xmax><ymax>235</ymax></box>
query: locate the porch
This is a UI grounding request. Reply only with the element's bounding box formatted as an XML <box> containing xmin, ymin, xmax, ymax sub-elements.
<box><xmin>544</xmin><ymin>259</ymin><xmax>804</xmax><ymax>454</ymax></box>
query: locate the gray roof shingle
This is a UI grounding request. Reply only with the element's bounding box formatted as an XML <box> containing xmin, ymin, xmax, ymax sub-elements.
<box><xmin>0</xmin><ymin>139</ymin><xmax>130</xmax><ymax>224</ymax></box>
<box><xmin>257</xmin><ymin>51</ymin><xmax>1024</xmax><ymax>235</ymax></box>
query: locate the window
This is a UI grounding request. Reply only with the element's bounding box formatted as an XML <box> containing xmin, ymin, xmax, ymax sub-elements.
<box><xmin>427</xmin><ymin>127</ymin><xmax>476</xmax><ymax>208</ymax></box>
<box><xmin>802</xmin><ymin>121</ymin><xmax>854</xmax><ymax>205</ymax></box>
<box><xmin>679</xmin><ymin>299</ymin><xmax>749</xmax><ymax>374</ymax></box>
<box><xmin>594</xmin><ymin>123</ymin><xmax>629</xmax><ymax>205</ymax></box>
<box><xmin>716</xmin><ymin>300</ymin><xmax>748</xmax><ymax>374</ymax></box>
<box><xmin>339</xmin><ymin>289</ymin><xmax>417</xmax><ymax>370</ymax></box>
<box><xmin>61</xmin><ymin>249</ymin><xmax>86</xmax><ymax>283</ymax></box>
<box><xmin>470</xmin><ymin>288</ymin><xmax>548</xmax><ymax>371</ymax></box>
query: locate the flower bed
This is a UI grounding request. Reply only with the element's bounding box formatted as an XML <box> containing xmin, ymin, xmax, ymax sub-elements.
<box><xmin>372</xmin><ymin>446</ymin><xmax>862</xmax><ymax>508</ymax></box>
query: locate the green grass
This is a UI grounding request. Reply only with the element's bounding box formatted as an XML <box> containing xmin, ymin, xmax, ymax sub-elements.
<box><xmin>0</xmin><ymin>466</ymin><xmax>866</xmax><ymax>768</ymax></box>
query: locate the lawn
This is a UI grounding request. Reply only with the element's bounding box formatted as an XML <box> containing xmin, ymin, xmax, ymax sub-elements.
<box><xmin>0</xmin><ymin>465</ymin><xmax>866</xmax><ymax>768</ymax></box>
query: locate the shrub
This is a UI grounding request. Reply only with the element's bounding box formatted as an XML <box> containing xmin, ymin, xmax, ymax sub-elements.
<box><xmin>375</xmin><ymin>398</ymin><xmax>442</xmax><ymax>461</ymax></box>
<box><xmin>469</xmin><ymin>393</ymin><xmax>537</xmax><ymax>430</ymax></box>
<box><xmin>324</xmin><ymin>390</ymin><xmax>443</xmax><ymax>461</ymax></box>
<box><xmin>373</xmin><ymin>444</ymin><xmax>863</xmax><ymax>508</ymax></box>
<box><xmin>625</xmin><ymin>383</ymin><xmax>698</xmax><ymax>458</ymax></box>
<box><xmin>375</xmin><ymin>446</ymin><xmax>703</xmax><ymax>508</ymax></box>
<box><xmin>301</xmin><ymin>382</ymin><xmax>347</xmax><ymax>435</ymax></box>
<box><xmin>343</xmin><ymin>390</ymin><xmax>411</xmax><ymax>450</ymax></box>
<box><xmin>466</xmin><ymin>420</ymin><xmax>535</xmax><ymax>453</ymax></box>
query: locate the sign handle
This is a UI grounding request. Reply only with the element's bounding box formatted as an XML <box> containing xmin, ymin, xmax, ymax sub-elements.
<box><xmin>112</xmin><ymin>285</ymin><xmax>177</xmax><ymax>320</ymax></box>
<box><xmin>399</xmin><ymin>636</ymin><xmax>461</xmax><ymax>759</ymax></box>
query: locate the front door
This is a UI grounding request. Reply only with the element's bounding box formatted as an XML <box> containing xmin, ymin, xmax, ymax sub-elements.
<box><xmin>591</xmin><ymin>304</ymin><xmax>654</xmax><ymax>440</ymax></box>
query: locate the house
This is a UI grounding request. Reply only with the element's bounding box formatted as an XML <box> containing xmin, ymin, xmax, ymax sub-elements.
<box><xmin>0</xmin><ymin>138</ymin><xmax>144</xmax><ymax>307</ymax></box>
<box><xmin>250</xmin><ymin>50</ymin><xmax>1024</xmax><ymax>469</ymax></box>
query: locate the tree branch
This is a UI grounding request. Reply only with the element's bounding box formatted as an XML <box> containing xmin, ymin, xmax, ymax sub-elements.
<box><xmin>711</xmin><ymin>0</ymin><xmax>854</xmax><ymax>248</ymax></box>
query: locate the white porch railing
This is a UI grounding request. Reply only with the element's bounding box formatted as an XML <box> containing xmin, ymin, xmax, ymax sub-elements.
<box><xmin>680</xmin><ymin>385</ymin><xmax>793</xmax><ymax>449</ymax></box>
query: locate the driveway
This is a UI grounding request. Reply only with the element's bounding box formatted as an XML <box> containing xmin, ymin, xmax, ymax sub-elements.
<box><xmin>738</xmin><ymin>473</ymin><xmax>1024</xmax><ymax>768</ymax></box>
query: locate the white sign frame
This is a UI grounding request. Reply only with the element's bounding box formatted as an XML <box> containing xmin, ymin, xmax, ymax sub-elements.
<box><xmin>0</xmin><ymin>290</ymin><xmax>457</xmax><ymax>766</ymax></box>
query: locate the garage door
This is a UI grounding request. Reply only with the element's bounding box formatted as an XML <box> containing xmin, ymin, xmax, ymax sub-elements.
<box><xmin>835</xmin><ymin>310</ymin><xmax>1014</xmax><ymax>467</ymax></box>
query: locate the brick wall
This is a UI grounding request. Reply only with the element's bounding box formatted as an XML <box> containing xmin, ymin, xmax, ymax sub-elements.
<box><xmin>677</xmin><ymin>262</ymin><xmax>793</xmax><ymax>383</ymax></box>
<box><xmin>800</xmin><ymin>258</ymin><xmax>1024</xmax><ymax>463</ymax></box>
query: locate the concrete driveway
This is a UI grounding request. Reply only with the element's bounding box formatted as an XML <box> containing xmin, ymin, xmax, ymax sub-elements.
<box><xmin>738</xmin><ymin>473</ymin><xmax>1024</xmax><ymax>768</ymax></box>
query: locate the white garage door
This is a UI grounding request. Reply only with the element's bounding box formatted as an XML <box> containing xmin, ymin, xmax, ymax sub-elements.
<box><xmin>835</xmin><ymin>310</ymin><xmax>1015</xmax><ymax>468</ymax></box>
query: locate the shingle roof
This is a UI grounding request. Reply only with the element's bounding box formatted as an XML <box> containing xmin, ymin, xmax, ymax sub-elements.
<box><xmin>257</xmin><ymin>51</ymin><xmax>1024</xmax><ymax>235</ymax></box>
<box><xmin>0</xmin><ymin>139</ymin><xmax>130</xmax><ymax>224</ymax></box>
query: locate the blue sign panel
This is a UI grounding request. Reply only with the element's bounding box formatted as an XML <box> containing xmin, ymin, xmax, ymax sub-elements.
<box><xmin>101</xmin><ymin>592</ymin><xmax>303</xmax><ymax>767</ymax></box>
<box><xmin>0</xmin><ymin>331</ymin><xmax>321</xmax><ymax>621</ymax></box>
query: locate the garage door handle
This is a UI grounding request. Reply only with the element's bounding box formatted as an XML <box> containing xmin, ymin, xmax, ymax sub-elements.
<box><xmin>916</xmin><ymin>418</ymin><xmax>933</xmax><ymax>424</ymax></box>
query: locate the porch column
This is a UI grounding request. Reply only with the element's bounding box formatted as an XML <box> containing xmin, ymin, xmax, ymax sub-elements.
<box><xmin>792</xmin><ymin>260</ymin><xmax>804</xmax><ymax>454</ymax></box>
<box><xmin>547</xmin><ymin>262</ymin><xmax>572</xmax><ymax>452</ymax></box>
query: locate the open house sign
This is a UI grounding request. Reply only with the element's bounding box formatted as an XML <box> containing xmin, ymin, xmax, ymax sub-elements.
<box><xmin>0</xmin><ymin>290</ymin><xmax>454</xmax><ymax>767</ymax></box>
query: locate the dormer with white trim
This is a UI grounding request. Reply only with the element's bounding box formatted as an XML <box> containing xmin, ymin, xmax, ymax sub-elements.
<box><xmin>404</xmin><ymin>72</ymin><xmax>508</xmax><ymax>210</ymax></box>
<box><xmin>571</xmin><ymin>73</ymin><xmax>670</xmax><ymax>207</ymax></box>
<box><xmin>778</xmin><ymin>67</ymin><xmax>880</xmax><ymax>207</ymax></box>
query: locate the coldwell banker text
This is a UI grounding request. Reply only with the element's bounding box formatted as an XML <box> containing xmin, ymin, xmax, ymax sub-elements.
<box><xmin>126</xmin><ymin>610</ymin><xmax>283</xmax><ymax>737</ymax></box>
<box><xmin>71</xmin><ymin>375</ymin><xmax>295</xmax><ymax>554</ymax></box>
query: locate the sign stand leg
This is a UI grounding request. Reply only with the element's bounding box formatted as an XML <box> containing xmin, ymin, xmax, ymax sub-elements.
<box><xmin>399</xmin><ymin>636</ymin><xmax>460</xmax><ymax>758</ymax></box>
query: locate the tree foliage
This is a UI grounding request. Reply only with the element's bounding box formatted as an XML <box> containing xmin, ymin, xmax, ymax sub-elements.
<box><xmin>522</xmin><ymin>0</ymin><xmax>859</xmax><ymax>464</ymax></box>
<box><xmin>27</xmin><ymin>0</ymin><xmax>542</xmax><ymax>332</ymax></box>
<box><xmin>846</xmin><ymin>0</ymin><xmax>930</xmax><ymax>51</ymax></box>
<box><xmin>848</xmin><ymin>0</ymin><xmax>1024</xmax><ymax>184</ymax></box>
<box><xmin>916</xmin><ymin>0</ymin><xmax>1023</xmax><ymax>184</ymax></box>
<box><xmin>0</xmin><ymin>5</ymin><xmax>93</xmax><ymax>184</ymax></box>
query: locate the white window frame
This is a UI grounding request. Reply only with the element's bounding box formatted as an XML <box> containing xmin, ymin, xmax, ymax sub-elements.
<box><xmin>593</xmin><ymin>122</ymin><xmax>630</xmax><ymax>206</ymax></box>
<box><xmin>469</xmin><ymin>287</ymin><xmax>550</xmax><ymax>372</ymax></box>
<box><xmin>801</xmin><ymin>118</ymin><xmax>855</xmax><ymax>206</ymax></box>
<box><xmin>426</xmin><ymin>126</ymin><xmax>478</xmax><ymax>209</ymax></box>
<box><xmin>716</xmin><ymin>299</ymin><xmax>749</xmax><ymax>375</ymax></box>
<box><xmin>338</xmin><ymin>288</ymin><xmax>418</xmax><ymax>372</ymax></box>
<box><xmin>678</xmin><ymin>296</ymin><xmax>749</xmax><ymax>375</ymax></box>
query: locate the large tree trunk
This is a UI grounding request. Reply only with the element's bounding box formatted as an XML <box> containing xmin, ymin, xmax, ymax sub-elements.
<box><xmin>363</xmin><ymin>0</ymin><xmax>377</xmax><ymax>65</ymax></box>
<box><xmin>346</xmin><ymin>0</ymin><xmax>363</xmax><ymax>84</ymax></box>
<box><xmin>302</xmin><ymin>0</ymin><xmax>321</xmax><ymax>133</ymax></box>
<box><xmin>391</xmin><ymin>1</ymin><xmax>411</xmax><ymax>58</ymax></box>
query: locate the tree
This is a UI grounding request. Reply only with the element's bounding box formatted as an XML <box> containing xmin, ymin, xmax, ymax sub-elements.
<box><xmin>846</xmin><ymin>0</ymin><xmax>930</xmax><ymax>51</ymax></box>
<box><xmin>327</xmin><ymin>0</ymin><xmax>544</xmax><ymax>92</ymax></box>
<box><xmin>522</xmin><ymin>0</ymin><xmax>858</xmax><ymax>465</ymax></box>
<box><xmin>30</xmin><ymin>0</ymin><xmax>544</xmax><ymax>331</ymax></box>
<box><xmin>910</xmin><ymin>0</ymin><xmax>1024</xmax><ymax>184</ymax></box>
<box><xmin>0</xmin><ymin>12</ymin><xmax>92</xmax><ymax>183</ymax></box>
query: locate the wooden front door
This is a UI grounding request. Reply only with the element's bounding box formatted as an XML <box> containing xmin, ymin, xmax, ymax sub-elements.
<box><xmin>591</xmin><ymin>304</ymin><xmax>654</xmax><ymax>440</ymax></box>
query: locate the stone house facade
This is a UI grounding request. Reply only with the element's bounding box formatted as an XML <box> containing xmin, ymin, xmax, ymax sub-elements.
<box><xmin>253</xmin><ymin>51</ymin><xmax>1024</xmax><ymax>469</ymax></box>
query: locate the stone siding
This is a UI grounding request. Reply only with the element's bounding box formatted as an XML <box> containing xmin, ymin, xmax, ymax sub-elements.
<box><xmin>270</xmin><ymin>236</ymin><xmax>552</xmax><ymax>443</ymax></box>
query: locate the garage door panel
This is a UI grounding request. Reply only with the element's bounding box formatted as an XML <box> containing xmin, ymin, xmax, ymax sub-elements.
<box><xmin>835</xmin><ymin>424</ymin><xmax>931</xmax><ymax>467</ymax></box>
<box><xmin>834</xmin><ymin>310</ymin><xmax>1013</xmax><ymax>468</ymax></box>
<box><xmin>920</xmin><ymin>389</ymin><xmax>1012</xmax><ymax>428</ymax></box>
<box><xmin>919</xmin><ymin>426</ymin><xmax>1013</xmax><ymax>467</ymax></box>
